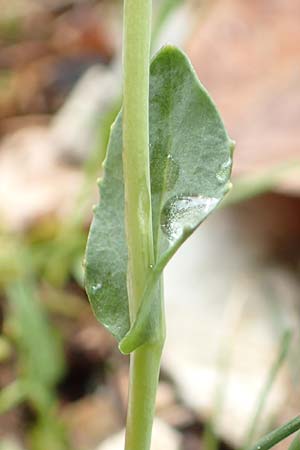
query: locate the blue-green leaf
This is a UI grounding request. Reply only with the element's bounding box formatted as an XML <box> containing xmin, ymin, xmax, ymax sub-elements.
<box><xmin>149</xmin><ymin>47</ymin><xmax>233</xmax><ymax>267</ymax></box>
<box><xmin>85</xmin><ymin>45</ymin><xmax>234</xmax><ymax>350</ymax></box>
<box><xmin>85</xmin><ymin>116</ymin><xmax>130</xmax><ymax>341</ymax></box>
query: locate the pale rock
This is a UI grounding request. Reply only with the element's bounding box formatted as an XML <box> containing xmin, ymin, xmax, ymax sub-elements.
<box><xmin>187</xmin><ymin>0</ymin><xmax>300</xmax><ymax>194</ymax></box>
<box><xmin>0</xmin><ymin>63</ymin><xmax>119</xmax><ymax>230</ymax></box>
<box><xmin>152</xmin><ymin>2</ymin><xmax>196</xmax><ymax>54</ymax></box>
<box><xmin>50</xmin><ymin>65</ymin><xmax>119</xmax><ymax>164</ymax></box>
<box><xmin>0</xmin><ymin>438</ymin><xmax>24</xmax><ymax>450</ymax></box>
<box><xmin>0</xmin><ymin>127</ymin><xmax>83</xmax><ymax>231</ymax></box>
<box><xmin>163</xmin><ymin>203</ymin><xmax>300</xmax><ymax>446</ymax></box>
<box><xmin>96</xmin><ymin>419</ymin><xmax>181</xmax><ymax>450</ymax></box>
<box><xmin>62</xmin><ymin>393</ymin><xmax>121</xmax><ymax>450</ymax></box>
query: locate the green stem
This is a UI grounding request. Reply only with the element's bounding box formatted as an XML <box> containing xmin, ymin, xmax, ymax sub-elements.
<box><xmin>122</xmin><ymin>1</ymin><xmax>164</xmax><ymax>450</ymax></box>
<box><xmin>125</xmin><ymin>343</ymin><xmax>163</xmax><ymax>450</ymax></box>
<box><xmin>248</xmin><ymin>416</ymin><xmax>300</xmax><ymax>450</ymax></box>
<box><xmin>244</xmin><ymin>330</ymin><xmax>292</xmax><ymax>448</ymax></box>
<box><xmin>123</xmin><ymin>0</ymin><xmax>154</xmax><ymax>319</ymax></box>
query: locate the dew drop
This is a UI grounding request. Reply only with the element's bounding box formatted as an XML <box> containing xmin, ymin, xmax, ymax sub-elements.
<box><xmin>216</xmin><ymin>159</ymin><xmax>232</xmax><ymax>184</ymax></box>
<box><xmin>149</xmin><ymin>264</ymin><xmax>154</xmax><ymax>269</ymax></box>
<box><xmin>161</xmin><ymin>195</ymin><xmax>219</xmax><ymax>242</ymax></box>
<box><xmin>92</xmin><ymin>204</ymin><xmax>97</xmax><ymax>212</ymax></box>
<box><xmin>92</xmin><ymin>282</ymin><xmax>102</xmax><ymax>293</ymax></box>
<box><xmin>167</xmin><ymin>154</ymin><xmax>172</xmax><ymax>160</ymax></box>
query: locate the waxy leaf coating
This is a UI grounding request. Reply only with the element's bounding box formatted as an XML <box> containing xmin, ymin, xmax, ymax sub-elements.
<box><xmin>85</xmin><ymin>46</ymin><xmax>234</xmax><ymax>351</ymax></box>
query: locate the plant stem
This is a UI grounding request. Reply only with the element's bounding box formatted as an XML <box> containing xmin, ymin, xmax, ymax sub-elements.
<box><xmin>123</xmin><ymin>0</ymin><xmax>154</xmax><ymax>319</ymax></box>
<box><xmin>248</xmin><ymin>416</ymin><xmax>300</xmax><ymax>450</ymax></box>
<box><xmin>125</xmin><ymin>342</ymin><xmax>163</xmax><ymax>450</ymax></box>
<box><xmin>122</xmin><ymin>1</ymin><xmax>164</xmax><ymax>450</ymax></box>
<box><xmin>244</xmin><ymin>330</ymin><xmax>292</xmax><ymax>448</ymax></box>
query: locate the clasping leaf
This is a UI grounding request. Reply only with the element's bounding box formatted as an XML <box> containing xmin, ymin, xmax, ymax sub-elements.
<box><xmin>85</xmin><ymin>46</ymin><xmax>234</xmax><ymax>353</ymax></box>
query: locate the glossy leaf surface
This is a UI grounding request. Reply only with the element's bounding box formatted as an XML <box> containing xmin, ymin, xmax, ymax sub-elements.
<box><xmin>85</xmin><ymin>45</ymin><xmax>234</xmax><ymax>349</ymax></box>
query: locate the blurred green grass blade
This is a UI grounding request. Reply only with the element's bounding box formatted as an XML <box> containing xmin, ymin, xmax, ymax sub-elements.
<box><xmin>30</xmin><ymin>416</ymin><xmax>69</xmax><ymax>450</ymax></box>
<box><xmin>0</xmin><ymin>380</ymin><xmax>27</xmax><ymax>414</ymax></box>
<box><xmin>6</xmin><ymin>280</ymin><xmax>65</xmax><ymax>388</ymax></box>
<box><xmin>152</xmin><ymin>0</ymin><xmax>183</xmax><ymax>46</ymax></box>
<box><xmin>244</xmin><ymin>330</ymin><xmax>292</xmax><ymax>448</ymax></box>
<box><xmin>248</xmin><ymin>416</ymin><xmax>300</xmax><ymax>450</ymax></box>
<box><xmin>225</xmin><ymin>160</ymin><xmax>300</xmax><ymax>206</ymax></box>
<box><xmin>0</xmin><ymin>336</ymin><xmax>12</xmax><ymax>362</ymax></box>
<box><xmin>288</xmin><ymin>432</ymin><xmax>300</xmax><ymax>450</ymax></box>
<box><xmin>203</xmin><ymin>422</ymin><xmax>220</xmax><ymax>450</ymax></box>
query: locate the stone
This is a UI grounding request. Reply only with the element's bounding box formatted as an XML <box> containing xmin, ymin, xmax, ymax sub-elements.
<box><xmin>187</xmin><ymin>0</ymin><xmax>300</xmax><ymax>194</ymax></box>
<box><xmin>162</xmin><ymin>198</ymin><xmax>300</xmax><ymax>446</ymax></box>
<box><xmin>62</xmin><ymin>392</ymin><xmax>121</xmax><ymax>450</ymax></box>
<box><xmin>96</xmin><ymin>419</ymin><xmax>181</xmax><ymax>450</ymax></box>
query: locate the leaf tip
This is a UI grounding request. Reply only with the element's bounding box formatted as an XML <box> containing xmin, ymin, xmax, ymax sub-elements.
<box><xmin>118</xmin><ymin>337</ymin><xmax>133</xmax><ymax>355</ymax></box>
<box><xmin>152</xmin><ymin>44</ymin><xmax>186</xmax><ymax>64</ymax></box>
<box><xmin>230</xmin><ymin>139</ymin><xmax>236</xmax><ymax>156</ymax></box>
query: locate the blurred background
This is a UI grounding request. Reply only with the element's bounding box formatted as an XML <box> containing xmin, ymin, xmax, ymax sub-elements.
<box><xmin>0</xmin><ymin>0</ymin><xmax>300</xmax><ymax>449</ymax></box>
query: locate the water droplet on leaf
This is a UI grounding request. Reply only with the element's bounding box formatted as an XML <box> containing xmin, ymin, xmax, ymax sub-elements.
<box><xmin>161</xmin><ymin>195</ymin><xmax>219</xmax><ymax>242</ymax></box>
<box><xmin>92</xmin><ymin>282</ymin><xmax>102</xmax><ymax>293</ymax></box>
